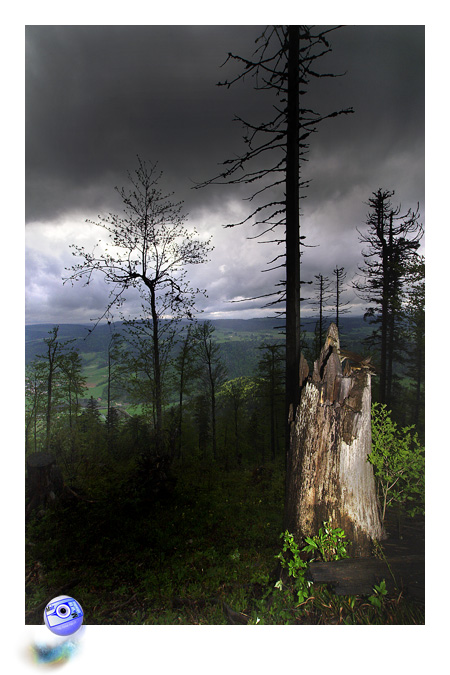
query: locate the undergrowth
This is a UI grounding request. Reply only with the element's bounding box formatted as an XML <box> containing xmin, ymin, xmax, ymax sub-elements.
<box><xmin>25</xmin><ymin>459</ymin><xmax>424</xmax><ymax>625</ymax></box>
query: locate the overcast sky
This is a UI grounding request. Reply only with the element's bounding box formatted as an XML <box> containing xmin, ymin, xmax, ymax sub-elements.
<box><xmin>25</xmin><ymin>23</ymin><xmax>425</xmax><ymax>325</ymax></box>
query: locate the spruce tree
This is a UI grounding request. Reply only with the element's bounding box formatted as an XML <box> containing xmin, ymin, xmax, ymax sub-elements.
<box><xmin>332</xmin><ymin>265</ymin><xmax>350</xmax><ymax>331</ymax></box>
<box><xmin>311</xmin><ymin>274</ymin><xmax>332</xmax><ymax>359</ymax></box>
<box><xmin>353</xmin><ymin>189</ymin><xmax>423</xmax><ymax>407</ymax></box>
<box><xmin>404</xmin><ymin>255</ymin><xmax>425</xmax><ymax>433</ymax></box>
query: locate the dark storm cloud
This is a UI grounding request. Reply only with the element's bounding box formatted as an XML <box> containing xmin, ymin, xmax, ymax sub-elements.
<box><xmin>305</xmin><ymin>25</ymin><xmax>425</xmax><ymax>207</ymax></box>
<box><xmin>26</xmin><ymin>25</ymin><xmax>268</xmax><ymax>221</ymax></box>
<box><xmin>25</xmin><ymin>24</ymin><xmax>424</xmax><ymax>322</ymax></box>
<box><xmin>26</xmin><ymin>25</ymin><xmax>424</xmax><ymax>221</ymax></box>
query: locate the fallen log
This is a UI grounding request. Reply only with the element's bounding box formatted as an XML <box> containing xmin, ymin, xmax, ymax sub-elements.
<box><xmin>306</xmin><ymin>554</ymin><xmax>424</xmax><ymax>602</ymax></box>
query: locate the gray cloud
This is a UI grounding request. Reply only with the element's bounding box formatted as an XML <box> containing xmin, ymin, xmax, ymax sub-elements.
<box><xmin>25</xmin><ymin>24</ymin><xmax>424</xmax><ymax>324</ymax></box>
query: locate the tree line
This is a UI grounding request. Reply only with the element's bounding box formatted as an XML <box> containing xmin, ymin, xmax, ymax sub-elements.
<box><xmin>26</xmin><ymin>203</ymin><xmax>424</xmax><ymax>477</ymax></box>
<box><xmin>25</xmin><ymin>321</ymin><xmax>286</xmax><ymax>477</ymax></box>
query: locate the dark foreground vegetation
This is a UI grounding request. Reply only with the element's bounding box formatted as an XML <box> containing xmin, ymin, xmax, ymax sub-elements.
<box><xmin>25</xmin><ymin>312</ymin><xmax>425</xmax><ymax>626</ymax></box>
<box><xmin>25</xmin><ymin>453</ymin><xmax>424</xmax><ymax>625</ymax></box>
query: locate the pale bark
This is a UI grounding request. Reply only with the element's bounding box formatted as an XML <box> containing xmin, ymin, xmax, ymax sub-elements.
<box><xmin>285</xmin><ymin>323</ymin><xmax>384</xmax><ymax>556</ymax></box>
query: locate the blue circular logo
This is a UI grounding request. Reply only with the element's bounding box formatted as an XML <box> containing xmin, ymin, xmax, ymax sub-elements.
<box><xmin>44</xmin><ymin>595</ymin><xmax>84</xmax><ymax>636</ymax></box>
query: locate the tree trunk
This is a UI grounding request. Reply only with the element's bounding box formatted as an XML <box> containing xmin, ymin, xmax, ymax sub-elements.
<box><xmin>107</xmin><ymin>344</ymin><xmax>112</xmax><ymax>447</ymax></box>
<box><xmin>270</xmin><ymin>384</ymin><xmax>276</xmax><ymax>462</ymax></box>
<box><xmin>26</xmin><ymin>452</ymin><xmax>64</xmax><ymax>519</ymax></box>
<box><xmin>285</xmin><ymin>25</ymin><xmax>301</xmax><ymax>448</ymax></box>
<box><xmin>413</xmin><ymin>343</ymin><xmax>423</xmax><ymax>428</ymax></box>
<box><xmin>45</xmin><ymin>351</ymin><xmax>56</xmax><ymax>452</ymax></box>
<box><xmin>149</xmin><ymin>286</ymin><xmax>163</xmax><ymax>453</ymax></box>
<box><xmin>211</xmin><ymin>381</ymin><xmax>217</xmax><ymax>461</ymax></box>
<box><xmin>377</xmin><ymin>197</ymin><xmax>389</xmax><ymax>404</ymax></box>
<box><xmin>178</xmin><ymin>383</ymin><xmax>184</xmax><ymax>460</ymax></box>
<box><xmin>284</xmin><ymin>323</ymin><xmax>384</xmax><ymax>557</ymax></box>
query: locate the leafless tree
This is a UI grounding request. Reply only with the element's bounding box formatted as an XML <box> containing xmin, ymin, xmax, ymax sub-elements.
<box><xmin>195</xmin><ymin>25</ymin><xmax>353</xmax><ymax>440</ymax></box>
<box><xmin>65</xmin><ymin>158</ymin><xmax>213</xmax><ymax>451</ymax></box>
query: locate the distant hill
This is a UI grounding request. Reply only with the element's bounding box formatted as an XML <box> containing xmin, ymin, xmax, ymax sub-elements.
<box><xmin>25</xmin><ymin>318</ymin><xmax>278</xmax><ymax>361</ymax></box>
<box><xmin>26</xmin><ymin>315</ymin><xmax>370</xmax><ymax>365</ymax></box>
<box><xmin>207</xmin><ymin>317</ymin><xmax>282</xmax><ymax>332</ymax></box>
<box><xmin>25</xmin><ymin>316</ymin><xmax>374</xmax><ymax>405</ymax></box>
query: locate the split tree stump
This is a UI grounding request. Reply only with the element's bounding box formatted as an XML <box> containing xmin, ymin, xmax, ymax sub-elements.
<box><xmin>284</xmin><ymin>323</ymin><xmax>384</xmax><ymax>556</ymax></box>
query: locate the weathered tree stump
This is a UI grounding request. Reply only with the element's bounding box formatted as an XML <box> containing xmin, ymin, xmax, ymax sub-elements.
<box><xmin>284</xmin><ymin>323</ymin><xmax>384</xmax><ymax>556</ymax></box>
<box><xmin>25</xmin><ymin>452</ymin><xmax>64</xmax><ymax>518</ymax></box>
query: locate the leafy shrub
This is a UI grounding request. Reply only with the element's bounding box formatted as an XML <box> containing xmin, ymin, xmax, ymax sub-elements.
<box><xmin>276</xmin><ymin>524</ymin><xmax>349</xmax><ymax>604</ymax></box>
<box><xmin>368</xmin><ymin>403</ymin><xmax>424</xmax><ymax>520</ymax></box>
<box><xmin>368</xmin><ymin>579</ymin><xmax>388</xmax><ymax>609</ymax></box>
<box><xmin>275</xmin><ymin>530</ymin><xmax>311</xmax><ymax>603</ymax></box>
<box><xmin>302</xmin><ymin>520</ymin><xmax>350</xmax><ymax>562</ymax></box>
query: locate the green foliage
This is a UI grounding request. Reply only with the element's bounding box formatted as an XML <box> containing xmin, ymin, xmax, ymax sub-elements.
<box><xmin>26</xmin><ymin>316</ymin><xmax>424</xmax><ymax>466</ymax></box>
<box><xmin>276</xmin><ymin>524</ymin><xmax>349</xmax><ymax>604</ymax></box>
<box><xmin>302</xmin><ymin>521</ymin><xmax>350</xmax><ymax>562</ymax></box>
<box><xmin>368</xmin><ymin>403</ymin><xmax>425</xmax><ymax>519</ymax></box>
<box><xmin>276</xmin><ymin>530</ymin><xmax>311</xmax><ymax>603</ymax></box>
<box><xmin>26</xmin><ymin>461</ymin><xmax>284</xmax><ymax>622</ymax></box>
<box><xmin>368</xmin><ymin>580</ymin><xmax>388</xmax><ymax>609</ymax></box>
<box><xmin>220</xmin><ymin>376</ymin><xmax>258</xmax><ymax>401</ymax></box>
<box><xmin>248</xmin><ymin>526</ymin><xmax>422</xmax><ymax>625</ymax></box>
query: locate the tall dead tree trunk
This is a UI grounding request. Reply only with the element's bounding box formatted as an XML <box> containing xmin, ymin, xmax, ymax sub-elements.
<box><xmin>284</xmin><ymin>323</ymin><xmax>384</xmax><ymax>556</ymax></box>
<box><xmin>285</xmin><ymin>25</ymin><xmax>301</xmax><ymax>444</ymax></box>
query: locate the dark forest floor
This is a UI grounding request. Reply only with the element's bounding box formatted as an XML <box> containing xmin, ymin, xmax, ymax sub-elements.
<box><xmin>380</xmin><ymin>509</ymin><xmax>425</xmax><ymax>603</ymax></box>
<box><xmin>383</xmin><ymin>509</ymin><xmax>425</xmax><ymax>556</ymax></box>
<box><xmin>25</xmin><ymin>460</ymin><xmax>425</xmax><ymax>625</ymax></box>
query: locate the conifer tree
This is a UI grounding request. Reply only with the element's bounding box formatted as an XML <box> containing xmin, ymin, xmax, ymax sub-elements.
<box><xmin>404</xmin><ymin>255</ymin><xmax>425</xmax><ymax>432</ymax></box>
<box><xmin>311</xmin><ymin>274</ymin><xmax>332</xmax><ymax>359</ymax></box>
<box><xmin>354</xmin><ymin>189</ymin><xmax>423</xmax><ymax>407</ymax></box>
<box><xmin>59</xmin><ymin>349</ymin><xmax>86</xmax><ymax>434</ymax></box>
<box><xmin>332</xmin><ymin>265</ymin><xmax>350</xmax><ymax>330</ymax></box>
<box><xmin>37</xmin><ymin>326</ymin><xmax>74</xmax><ymax>452</ymax></box>
<box><xmin>25</xmin><ymin>360</ymin><xmax>47</xmax><ymax>453</ymax></box>
<box><xmin>105</xmin><ymin>332</ymin><xmax>122</xmax><ymax>452</ymax></box>
<box><xmin>220</xmin><ymin>376</ymin><xmax>257</xmax><ymax>466</ymax></box>
<box><xmin>173</xmin><ymin>323</ymin><xmax>198</xmax><ymax>460</ymax></box>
